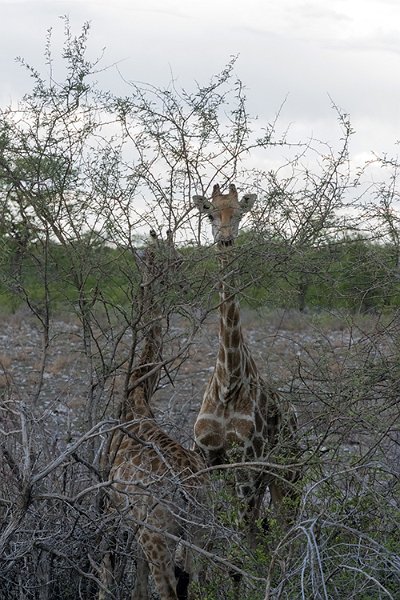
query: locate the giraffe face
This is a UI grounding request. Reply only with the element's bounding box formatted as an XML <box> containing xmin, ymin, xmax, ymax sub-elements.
<box><xmin>193</xmin><ymin>183</ymin><xmax>256</xmax><ymax>245</ymax></box>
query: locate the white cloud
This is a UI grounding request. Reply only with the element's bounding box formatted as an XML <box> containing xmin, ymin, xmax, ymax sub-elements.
<box><xmin>0</xmin><ymin>0</ymin><xmax>399</xmax><ymax>169</ymax></box>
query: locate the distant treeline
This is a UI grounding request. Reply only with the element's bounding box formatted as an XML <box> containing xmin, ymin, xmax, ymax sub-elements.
<box><xmin>1</xmin><ymin>233</ymin><xmax>399</xmax><ymax>315</ymax></box>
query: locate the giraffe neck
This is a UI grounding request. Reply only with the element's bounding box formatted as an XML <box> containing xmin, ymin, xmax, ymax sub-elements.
<box><xmin>215</xmin><ymin>249</ymin><xmax>248</xmax><ymax>390</ymax></box>
<box><xmin>123</xmin><ymin>319</ymin><xmax>162</xmax><ymax>422</ymax></box>
<box><xmin>122</xmin><ymin>240</ymin><xmax>163</xmax><ymax>423</ymax></box>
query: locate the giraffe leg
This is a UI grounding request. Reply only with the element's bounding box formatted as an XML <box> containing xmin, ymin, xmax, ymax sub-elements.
<box><xmin>269</xmin><ymin>479</ymin><xmax>301</xmax><ymax>527</ymax></box>
<box><xmin>98</xmin><ymin>547</ymin><xmax>115</xmax><ymax>600</ymax></box>
<box><xmin>269</xmin><ymin>476</ymin><xmax>301</xmax><ymax>582</ymax></box>
<box><xmin>221</xmin><ymin>479</ymin><xmax>264</xmax><ymax>600</ymax></box>
<box><xmin>132</xmin><ymin>545</ymin><xmax>149</xmax><ymax>600</ymax></box>
<box><xmin>235</xmin><ymin>473</ymin><xmax>267</xmax><ymax>539</ymax></box>
<box><xmin>139</xmin><ymin>530</ymin><xmax>179</xmax><ymax>600</ymax></box>
<box><xmin>228</xmin><ymin>570</ymin><xmax>242</xmax><ymax>600</ymax></box>
<box><xmin>98</xmin><ymin>524</ymin><xmax>120</xmax><ymax>600</ymax></box>
<box><xmin>175</xmin><ymin>565</ymin><xmax>190</xmax><ymax>600</ymax></box>
<box><xmin>269</xmin><ymin>467</ymin><xmax>301</xmax><ymax>528</ymax></box>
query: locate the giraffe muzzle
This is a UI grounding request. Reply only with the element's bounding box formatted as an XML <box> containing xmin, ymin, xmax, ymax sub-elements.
<box><xmin>218</xmin><ymin>239</ymin><xmax>234</xmax><ymax>248</ymax></box>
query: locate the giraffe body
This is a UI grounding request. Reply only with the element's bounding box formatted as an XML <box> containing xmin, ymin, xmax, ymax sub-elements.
<box><xmin>101</xmin><ymin>232</ymin><xmax>207</xmax><ymax>600</ymax></box>
<box><xmin>193</xmin><ymin>184</ymin><xmax>301</xmax><ymax>527</ymax></box>
<box><xmin>108</xmin><ymin>398</ymin><xmax>207</xmax><ymax>600</ymax></box>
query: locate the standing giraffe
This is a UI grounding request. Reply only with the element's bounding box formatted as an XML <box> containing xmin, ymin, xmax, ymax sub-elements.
<box><xmin>193</xmin><ymin>183</ymin><xmax>301</xmax><ymax>536</ymax></box>
<box><xmin>100</xmin><ymin>231</ymin><xmax>208</xmax><ymax>600</ymax></box>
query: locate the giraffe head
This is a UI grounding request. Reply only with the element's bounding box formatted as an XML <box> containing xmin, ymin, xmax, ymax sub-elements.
<box><xmin>193</xmin><ymin>183</ymin><xmax>256</xmax><ymax>246</ymax></box>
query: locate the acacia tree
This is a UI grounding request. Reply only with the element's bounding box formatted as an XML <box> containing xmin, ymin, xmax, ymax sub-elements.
<box><xmin>0</xmin><ymin>19</ymin><xmax>399</xmax><ymax>600</ymax></box>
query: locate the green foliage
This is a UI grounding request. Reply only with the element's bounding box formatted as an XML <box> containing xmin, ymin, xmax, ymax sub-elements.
<box><xmin>223</xmin><ymin>234</ymin><xmax>400</xmax><ymax>313</ymax></box>
<box><xmin>0</xmin><ymin>236</ymin><xmax>140</xmax><ymax>315</ymax></box>
<box><xmin>1</xmin><ymin>235</ymin><xmax>400</xmax><ymax>315</ymax></box>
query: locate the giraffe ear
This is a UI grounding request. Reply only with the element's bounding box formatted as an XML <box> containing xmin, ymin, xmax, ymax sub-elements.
<box><xmin>193</xmin><ymin>195</ymin><xmax>212</xmax><ymax>214</ymax></box>
<box><xmin>240</xmin><ymin>193</ymin><xmax>257</xmax><ymax>213</ymax></box>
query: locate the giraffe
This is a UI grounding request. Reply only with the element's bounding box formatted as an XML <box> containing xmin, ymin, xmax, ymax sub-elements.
<box><xmin>100</xmin><ymin>230</ymin><xmax>208</xmax><ymax>600</ymax></box>
<box><xmin>192</xmin><ymin>183</ymin><xmax>301</xmax><ymax>538</ymax></box>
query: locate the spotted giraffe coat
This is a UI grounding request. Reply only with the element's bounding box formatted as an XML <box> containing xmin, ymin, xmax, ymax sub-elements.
<box><xmin>193</xmin><ymin>184</ymin><xmax>301</xmax><ymax>527</ymax></box>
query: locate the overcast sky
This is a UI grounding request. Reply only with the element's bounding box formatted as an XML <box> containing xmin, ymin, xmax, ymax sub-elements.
<box><xmin>1</xmin><ymin>0</ymin><xmax>400</xmax><ymax>172</ymax></box>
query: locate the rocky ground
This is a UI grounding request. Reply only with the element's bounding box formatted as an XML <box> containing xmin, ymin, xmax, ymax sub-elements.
<box><xmin>0</xmin><ymin>306</ymin><xmax>382</xmax><ymax>450</ymax></box>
